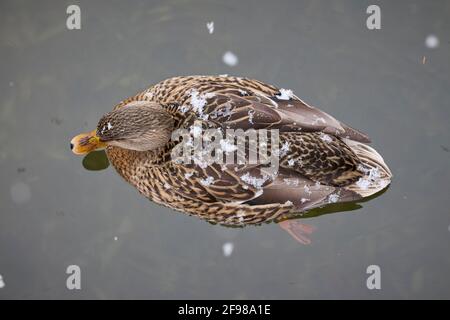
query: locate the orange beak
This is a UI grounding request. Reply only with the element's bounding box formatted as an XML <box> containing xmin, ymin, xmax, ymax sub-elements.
<box><xmin>70</xmin><ymin>130</ymin><xmax>107</xmax><ymax>155</ymax></box>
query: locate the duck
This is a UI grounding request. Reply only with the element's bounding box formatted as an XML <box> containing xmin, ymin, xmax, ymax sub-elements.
<box><xmin>71</xmin><ymin>75</ymin><xmax>392</xmax><ymax>242</ymax></box>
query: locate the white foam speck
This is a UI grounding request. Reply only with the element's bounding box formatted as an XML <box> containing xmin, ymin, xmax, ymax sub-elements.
<box><xmin>179</xmin><ymin>105</ymin><xmax>190</xmax><ymax>113</ymax></box>
<box><xmin>281</xmin><ymin>141</ymin><xmax>290</xmax><ymax>152</ymax></box>
<box><xmin>328</xmin><ymin>193</ymin><xmax>339</xmax><ymax>203</ymax></box>
<box><xmin>356</xmin><ymin>177</ymin><xmax>371</xmax><ymax>190</ymax></box>
<box><xmin>357</xmin><ymin>164</ymin><xmax>368</xmax><ymax>173</ymax></box>
<box><xmin>190</xmin><ymin>90</ymin><xmax>206</xmax><ymax>115</ymax></box>
<box><xmin>189</xmin><ymin>90</ymin><xmax>214</xmax><ymax>118</ymax></box>
<box><xmin>222</xmin><ymin>51</ymin><xmax>238</xmax><ymax>67</ymax></box>
<box><xmin>356</xmin><ymin>166</ymin><xmax>383</xmax><ymax>190</ymax></box>
<box><xmin>222</xmin><ymin>242</ymin><xmax>234</xmax><ymax>257</ymax></box>
<box><xmin>320</xmin><ymin>133</ymin><xmax>332</xmax><ymax>143</ymax></box>
<box><xmin>275</xmin><ymin>141</ymin><xmax>290</xmax><ymax>157</ymax></box>
<box><xmin>368</xmin><ymin>167</ymin><xmax>380</xmax><ymax>180</ymax></box>
<box><xmin>303</xmin><ymin>185</ymin><xmax>312</xmax><ymax>195</ymax></box>
<box><xmin>113</xmin><ymin>236</ymin><xmax>118</xmax><ymax>241</ymax></box>
<box><xmin>0</xmin><ymin>275</ymin><xmax>4</xmax><ymax>289</ymax></box>
<box><xmin>206</xmin><ymin>21</ymin><xmax>214</xmax><ymax>34</ymax></box>
<box><xmin>248</xmin><ymin>109</ymin><xmax>254</xmax><ymax>124</ymax></box>
<box><xmin>200</xmin><ymin>176</ymin><xmax>214</xmax><ymax>187</ymax></box>
<box><xmin>425</xmin><ymin>34</ymin><xmax>439</xmax><ymax>49</ymax></box>
<box><xmin>276</xmin><ymin>88</ymin><xmax>294</xmax><ymax>100</ymax></box>
<box><xmin>210</xmin><ymin>105</ymin><xmax>233</xmax><ymax>119</ymax></box>
<box><xmin>241</xmin><ymin>173</ymin><xmax>269</xmax><ymax>189</ymax></box>
<box><xmin>283</xmin><ymin>178</ymin><xmax>299</xmax><ymax>186</ymax></box>
<box><xmin>312</xmin><ymin>116</ymin><xmax>326</xmax><ymax>125</ymax></box>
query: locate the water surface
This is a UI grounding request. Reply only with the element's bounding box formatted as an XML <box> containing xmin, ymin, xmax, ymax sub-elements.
<box><xmin>0</xmin><ymin>0</ymin><xmax>449</xmax><ymax>299</ymax></box>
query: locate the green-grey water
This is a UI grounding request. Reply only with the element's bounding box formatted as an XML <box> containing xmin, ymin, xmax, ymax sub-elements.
<box><xmin>1</xmin><ymin>0</ymin><xmax>449</xmax><ymax>299</ymax></box>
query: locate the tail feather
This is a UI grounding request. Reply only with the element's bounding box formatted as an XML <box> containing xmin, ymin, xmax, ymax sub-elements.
<box><xmin>344</xmin><ymin>139</ymin><xmax>392</xmax><ymax>198</ymax></box>
<box><xmin>340</xmin><ymin>122</ymin><xmax>372</xmax><ymax>143</ymax></box>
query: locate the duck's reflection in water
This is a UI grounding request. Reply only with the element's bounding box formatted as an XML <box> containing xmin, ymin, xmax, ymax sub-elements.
<box><xmin>203</xmin><ymin>187</ymin><xmax>389</xmax><ymax>245</ymax></box>
<box><xmin>82</xmin><ymin>150</ymin><xmax>110</xmax><ymax>171</ymax></box>
<box><xmin>275</xmin><ymin>187</ymin><xmax>389</xmax><ymax>244</ymax></box>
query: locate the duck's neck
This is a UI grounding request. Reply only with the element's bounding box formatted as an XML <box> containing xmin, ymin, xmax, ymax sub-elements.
<box><xmin>106</xmin><ymin>141</ymin><xmax>174</xmax><ymax>169</ymax></box>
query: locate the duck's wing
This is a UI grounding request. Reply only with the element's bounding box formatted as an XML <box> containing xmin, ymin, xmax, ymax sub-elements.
<box><xmin>176</xmin><ymin>162</ymin><xmax>264</xmax><ymax>204</ymax></box>
<box><xmin>169</xmin><ymin>81</ymin><xmax>370</xmax><ymax>210</ymax></box>
<box><xmin>244</xmin><ymin>167</ymin><xmax>362</xmax><ymax>211</ymax></box>
<box><xmin>175</xmin><ymin>161</ymin><xmax>362</xmax><ymax>213</ymax></box>
<box><xmin>170</xmin><ymin>128</ymin><xmax>364</xmax><ymax>211</ymax></box>
<box><xmin>202</xmin><ymin>91</ymin><xmax>370</xmax><ymax>143</ymax></box>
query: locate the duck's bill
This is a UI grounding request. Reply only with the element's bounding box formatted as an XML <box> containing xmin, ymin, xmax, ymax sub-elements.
<box><xmin>70</xmin><ymin>130</ymin><xmax>107</xmax><ymax>155</ymax></box>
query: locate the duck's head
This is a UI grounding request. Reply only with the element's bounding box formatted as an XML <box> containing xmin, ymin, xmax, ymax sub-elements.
<box><xmin>70</xmin><ymin>101</ymin><xmax>174</xmax><ymax>155</ymax></box>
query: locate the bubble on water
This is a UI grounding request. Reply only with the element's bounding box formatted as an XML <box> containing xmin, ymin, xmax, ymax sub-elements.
<box><xmin>10</xmin><ymin>181</ymin><xmax>31</xmax><ymax>204</ymax></box>
<box><xmin>113</xmin><ymin>236</ymin><xmax>118</xmax><ymax>241</ymax></box>
<box><xmin>0</xmin><ymin>275</ymin><xmax>5</xmax><ymax>289</ymax></box>
<box><xmin>222</xmin><ymin>51</ymin><xmax>238</xmax><ymax>67</ymax></box>
<box><xmin>222</xmin><ymin>242</ymin><xmax>234</xmax><ymax>257</ymax></box>
<box><xmin>425</xmin><ymin>34</ymin><xmax>439</xmax><ymax>49</ymax></box>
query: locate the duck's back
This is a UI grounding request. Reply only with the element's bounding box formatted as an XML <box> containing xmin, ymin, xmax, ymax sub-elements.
<box><xmin>105</xmin><ymin>75</ymin><xmax>392</xmax><ymax>225</ymax></box>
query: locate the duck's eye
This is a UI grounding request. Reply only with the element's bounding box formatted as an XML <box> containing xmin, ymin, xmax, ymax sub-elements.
<box><xmin>70</xmin><ymin>143</ymin><xmax>74</xmax><ymax>150</ymax></box>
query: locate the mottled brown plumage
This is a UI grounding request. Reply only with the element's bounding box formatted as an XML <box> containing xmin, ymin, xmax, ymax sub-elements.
<box><xmin>86</xmin><ymin>75</ymin><xmax>392</xmax><ymax>226</ymax></box>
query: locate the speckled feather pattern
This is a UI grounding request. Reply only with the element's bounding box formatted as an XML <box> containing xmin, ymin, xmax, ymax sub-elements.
<box><xmin>104</xmin><ymin>76</ymin><xmax>389</xmax><ymax>225</ymax></box>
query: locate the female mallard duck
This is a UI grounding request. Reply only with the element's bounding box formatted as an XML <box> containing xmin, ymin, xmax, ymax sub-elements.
<box><xmin>71</xmin><ymin>75</ymin><xmax>392</xmax><ymax>238</ymax></box>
